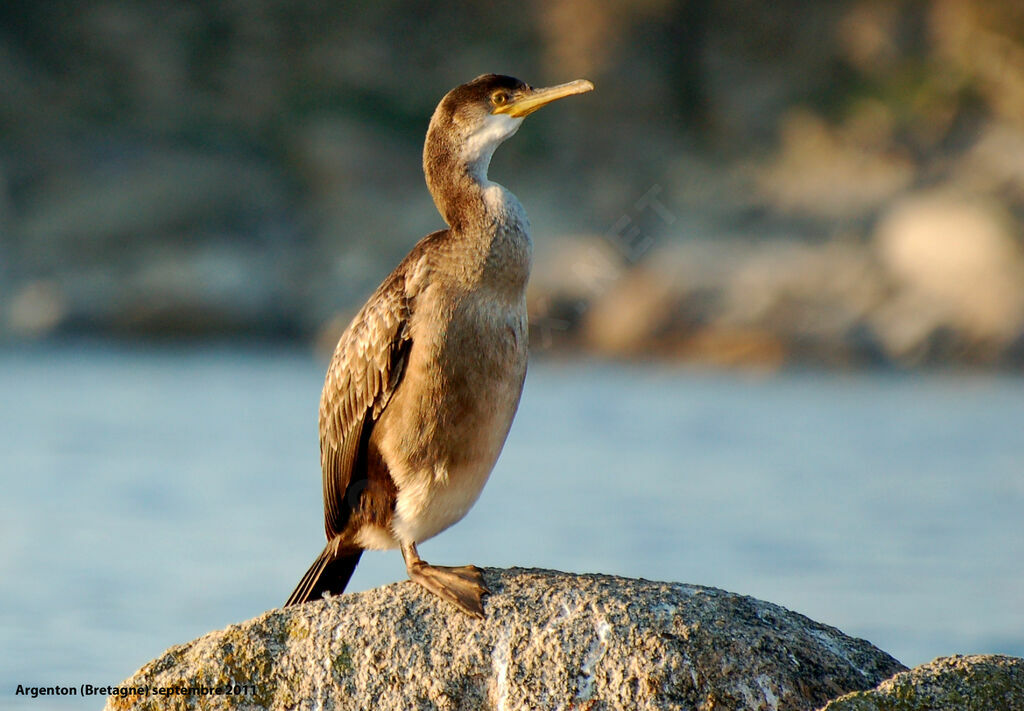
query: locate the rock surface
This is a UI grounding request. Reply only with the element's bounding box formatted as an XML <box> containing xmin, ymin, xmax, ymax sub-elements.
<box><xmin>105</xmin><ymin>568</ymin><xmax>905</xmax><ymax>711</ymax></box>
<box><xmin>819</xmin><ymin>654</ymin><xmax>1024</xmax><ymax>711</ymax></box>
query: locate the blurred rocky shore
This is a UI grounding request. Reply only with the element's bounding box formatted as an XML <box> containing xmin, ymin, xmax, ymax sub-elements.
<box><xmin>2</xmin><ymin>0</ymin><xmax>1023</xmax><ymax>369</ymax></box>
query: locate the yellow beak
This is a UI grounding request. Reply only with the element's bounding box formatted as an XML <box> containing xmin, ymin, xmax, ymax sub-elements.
<box><xmin>496</xmin><ymin>79</ymin><xmax>595</xmax><ymax>118</ymax></box>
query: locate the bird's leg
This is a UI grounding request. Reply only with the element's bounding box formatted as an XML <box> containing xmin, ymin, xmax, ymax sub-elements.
<box><xmin>401</xmin><ymin>541</ymin><xmax>490</xmax><ymax>618</ymax></box>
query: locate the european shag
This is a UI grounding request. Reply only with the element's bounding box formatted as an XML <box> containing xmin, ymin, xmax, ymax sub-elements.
<box><xmin>285</xmin><ymin>74</ymin><xmax>594</xmax><ymax>617</ymax></box>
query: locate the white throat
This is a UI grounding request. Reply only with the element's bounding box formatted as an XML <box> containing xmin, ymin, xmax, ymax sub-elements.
<box><xmin>460</xmin><ymin>113</ymin><xmax>523</xmax><ymax>182</ymax></box>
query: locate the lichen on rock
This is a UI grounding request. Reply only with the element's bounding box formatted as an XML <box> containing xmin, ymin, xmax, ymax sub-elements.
<box><xmin>819</xmin><ymin>654</ymin><xmax>1024</xmax><ymax>711</ymax></box>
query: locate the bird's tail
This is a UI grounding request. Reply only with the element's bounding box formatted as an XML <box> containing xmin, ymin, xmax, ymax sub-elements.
<box><xmin>284</xmin><ymin>543</ymin><xmax>363</xmax><ymax>607</ymax></box>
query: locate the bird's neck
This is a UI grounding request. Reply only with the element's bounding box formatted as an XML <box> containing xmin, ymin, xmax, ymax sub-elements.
<box><xmin>423</xmin><ymin>127</ymin><xmax>524</xmax><ymax>235</ymax></box>
<box><xmin>423</xmin><ymin>127</ymin><xmax>532</xmax><ymax>296</ymax></box>
<box><xmin>425</xmin><ymin>158</ymin><xmax>488</xmax><ymax>229</ymax></box>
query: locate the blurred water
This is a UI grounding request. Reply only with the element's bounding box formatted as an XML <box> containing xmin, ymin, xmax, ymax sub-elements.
<box><xmin>1</xmin><ymin>343</ymin><xmax>1022</xmax><ymax>708</ymax></box>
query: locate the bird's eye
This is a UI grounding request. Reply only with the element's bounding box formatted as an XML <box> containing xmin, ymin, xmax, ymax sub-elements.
<box><xmin>491</xmin><ymin>91</ymin><xmax>510</xmax><ymax>107</ymax></box>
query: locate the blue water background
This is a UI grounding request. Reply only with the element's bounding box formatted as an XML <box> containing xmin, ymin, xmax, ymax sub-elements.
<box><xmin>1</xmin><ymin>343</ymin><xmax>1022</xmax><ymax>707</ymax></box>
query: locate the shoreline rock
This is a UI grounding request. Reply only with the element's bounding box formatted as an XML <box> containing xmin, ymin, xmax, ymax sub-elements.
<box><xmin>104</xmin><ymin>568</ymin><xmax>906</xmax><ymax>711</ymax></box>
<box><xmin>820</xmin><ymin>654</ymin><xmax>1024</xmax><ymax>711</ymax></box>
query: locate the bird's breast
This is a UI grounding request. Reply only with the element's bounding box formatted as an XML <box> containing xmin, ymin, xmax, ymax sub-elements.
<box><xmin>372</xmin><ymin>234</ymin><xmax>530</xmax><ymax>545</ymax></box>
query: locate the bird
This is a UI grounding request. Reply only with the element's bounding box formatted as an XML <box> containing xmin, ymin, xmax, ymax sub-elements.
<box><xmin>284</xmin><ymin>74</ymin><xmax>594</xmax><ymax>617</ymax></box>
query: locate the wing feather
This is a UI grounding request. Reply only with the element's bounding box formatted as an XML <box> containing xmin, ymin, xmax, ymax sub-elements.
<box><xmin>318</xmin><ymin>267</ymin><xmax>413</xmax><ymax>540</ymax></box>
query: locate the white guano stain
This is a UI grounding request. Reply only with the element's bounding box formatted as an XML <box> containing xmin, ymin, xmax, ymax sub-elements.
<box><xmin>491</xmin><ymin>629</ymin><xmax>512</xmax><ymax>711</ymax></box>
<box><xmin>575</xmin><ymin>617</ymin><xmax>612</xmax><ymax>700</ymax></box>
<box><xmin>756</xmin><ymin>673</ymin><xmax>780</xmax><ymax>711</ymax></box>
<box><xmin>809</xmin><ymin>628</ymin><xmax>868</xmax><ymax>677</ymax></box>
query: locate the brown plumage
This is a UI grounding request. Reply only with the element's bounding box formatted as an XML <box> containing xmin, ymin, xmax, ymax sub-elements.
<box><xmin>285</xmin><ymin>74</ymin><xmax>593</xmax><ymax>616</ymax></box>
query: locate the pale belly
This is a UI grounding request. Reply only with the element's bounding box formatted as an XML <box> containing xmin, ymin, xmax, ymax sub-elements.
<box><xmin>392</xmin><ymin>428</ymin><xmax>514</xmax><ymax>545</ymax></box>
<box><xmin>360</xmin><ymin>290</ymin><xmax>528</xmax><ymax>550</ymax></box>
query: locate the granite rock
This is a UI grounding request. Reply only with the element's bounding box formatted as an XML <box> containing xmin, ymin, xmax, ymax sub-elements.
<box><xmin>819</xmin><ymin>654</ymin><xmax>1024</xmax><ymax>711</ymax></box>
<box><xmin>104</xmin><ymin>568</ymin><xmax>905</xmax><ymax>711</ymax></box>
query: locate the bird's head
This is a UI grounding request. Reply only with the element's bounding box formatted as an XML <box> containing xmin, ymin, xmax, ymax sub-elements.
<box><xmin>424</xmin><ymin>74</ymin><xmax>594</xmax><ymax>204</ymax></box>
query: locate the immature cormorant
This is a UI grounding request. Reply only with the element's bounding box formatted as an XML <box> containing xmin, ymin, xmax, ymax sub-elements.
<box><xmin>285</xmin><ymin>74</ymin><xmax>594</xmax><ymax>617</ymax></box>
